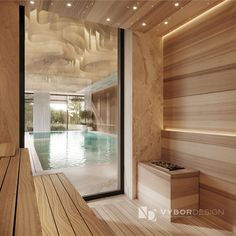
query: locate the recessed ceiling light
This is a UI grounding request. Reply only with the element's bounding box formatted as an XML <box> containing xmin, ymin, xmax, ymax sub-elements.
<box><xmin>174</xmin><ymin>2</ymin><xmax>179</xmax><ymax>7</ymax></box>
<box><xmin>133</xmin><ymin>6</ymin><xmax>138</xmax><ymax>10</ymax></box>
<box><xmin>142</xmin><ymin>22</ymin><xmax>146</xmax><ymax>26</ymax></box>
<box><xmin>164</xmin><ymin>21</ymin><xmax>168</xmax><ymax>25</ymax></box>
<box><xmin>106</xmin><ymin>18</ymin><xmax>111</xmax><ymax>22</ymax></box>
<box><xmin>30</xmin><ymin>0</ymin><xmax>35</xmax><ymax>4</ymax></box>
<box><xmin>67</xmin><ymin>2</ymin><xmax>72</xmax><ymax>7</ymax></box>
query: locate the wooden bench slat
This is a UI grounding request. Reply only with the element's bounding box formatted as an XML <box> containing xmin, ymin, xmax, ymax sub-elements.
<box><xmin>0</xmin><ymin>157</ymin><xmax>10</xmax><ymax>189</ymax></box>
<box><xmin>57</xmin><ymin>173</ymin><xmax>113</xmax><ymax>236</ymax></box>
<box><xmin>0</xmin><ymin>151</ymin><xmax>20</xmax><ymax>236</ymax></box>
<box><xmin>50</xmin><ymin>174</ymin><xmax>93</xmax><ymax>236</ymax></box>
<box><xmin>15</xmin><ymin>149</ymin><xmax>43</xmax><ymax>236</ymax></box>
<box><xmin>41</xmin><ymin>175</ymin><xmax>76</xmax><ymax>236</ymax></box>
<box><xmin>0</xmin><ymin>142</ymin><xmax>16</xmax><ymax>157</ymax></box>
<box><xmin>34</xmin><ymin>176</ymin><xmax>59</xmax><ymax>236</ymax></box>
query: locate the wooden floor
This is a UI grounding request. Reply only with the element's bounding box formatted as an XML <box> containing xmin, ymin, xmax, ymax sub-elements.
<box><xmin>89</xmin><ymin>196</ymin><xmax>236</xmax><ymax>236</ymax></box>
<box><xmin>33</xmin><ymin>172</ymin><xmax>236</xmax><ymax>236</ymax></box>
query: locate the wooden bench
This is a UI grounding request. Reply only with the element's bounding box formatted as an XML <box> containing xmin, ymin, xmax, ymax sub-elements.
<box><xmin>0</xmin><ymin>142</ymin><xmax>16</xmax><ymax>157</ymax></box>
<box><xmin>0</xmin><ymin>143</ymin><xmax>112</xmax><ymax>236</ymax></box>
<box><xmin>0</xmin><ymin>147</ymin><xmax>42</xmax><ymax>236</ymax></box>
<box><xmin>34</xmin><ymin>173</ymin><xmax>113</xmax><ymax>236</ymax></box>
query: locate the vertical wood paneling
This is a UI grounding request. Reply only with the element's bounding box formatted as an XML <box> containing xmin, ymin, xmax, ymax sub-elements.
<box><xmin>0</xmin><ymin>3</ymin><xmax>19</xmax><ymax>146</ymax></box>
<box><xmin>163</xmin><ymin>0</ymin><xmax>236</xmax><ymax>230</ymax></box>
<box><xmin>92</xmin><ymin>86</ymin><xmax>118</xmax><ymax>134</ymax></box>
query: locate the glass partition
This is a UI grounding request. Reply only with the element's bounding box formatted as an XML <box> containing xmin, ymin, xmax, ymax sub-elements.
<box><xmin>24</xmin><ymin>9</ymin><xmax>123</xmax><ymax>198</ymax></box>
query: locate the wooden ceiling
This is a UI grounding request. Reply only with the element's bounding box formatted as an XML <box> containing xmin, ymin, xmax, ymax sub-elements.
<box><xmin>22</xmin><ymin>0</ymin><xmax>224</xmax><ymax>36</ymax></box>
<box><xmin>23</xmin><ymin>0</ymin><xmax>226</xmax><ymax>95</ymax></box>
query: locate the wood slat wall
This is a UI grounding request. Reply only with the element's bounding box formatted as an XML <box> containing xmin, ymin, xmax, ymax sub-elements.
<box><xmin>162</xmin><ymin>131</ymin><xmax>236</xmax><ymax>229</ymax></box>
<box><xmin>163</xmin><ymin>0</ymin><xmax>236</xmax><ymax>231</ymax></box>
<box><xmin>164</xmin><ymin>0</ymin><xmax>236</xmax><ymax>132</ymax></box>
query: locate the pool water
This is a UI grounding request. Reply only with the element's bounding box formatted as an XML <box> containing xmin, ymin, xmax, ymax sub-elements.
<box><xmin>30</xmin><ymin>131</ymin><xmax>118</xmax><ymax>170</ymax></box>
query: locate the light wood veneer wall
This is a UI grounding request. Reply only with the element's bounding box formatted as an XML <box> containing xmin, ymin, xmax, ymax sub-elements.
<box><xmin>92</xmin><ymin>86</ymin><xmax>118</xmax><ymax>134</ymax></box>
<box><xmin>132</xmin><ymin>31</ymin><xmax>163</xmax><ymax>197</ymax></box>
<box><xmin>133</xmin><ymin>31</ymin><xmax>163</xmax><ymax>163</ymax></box>
<box><xmin>0</xmin><ymin>3</ymin><xmax>19</xmax><ymax>147</ymax></box>
<box><xmin>163</xmin><ymin>0</ymin><xmax>236</xmax><ymax>230</ymax></box>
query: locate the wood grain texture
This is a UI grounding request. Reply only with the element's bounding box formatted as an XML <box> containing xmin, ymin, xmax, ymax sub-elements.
<box><xmin>15</xmin><ymin>149</ymin><xmax>42</xmax><ymax>236</ymax></box>
<box><xmin>0</xmin><ymin>153</ymin><xmax>20</xmax><ymax>236</ymax></box>
<box><xmin>132</xmin><ymin>31</ymin><xmax>163</xmax><ymax>163</ymax></box>
<box><xmin>49</xmin><ymin>174</ymin><xmax>92</xmax><ymax>236</ymax></box>
<box><xmin>57</xmin><ymin>173</ymin><xmax>113</xmax><ymax>236</ymax></box>
<box><xmin>0</xmin><ymin>2</ymin><xmax>19</xmax><ymax>146</ymax></box>
<box><xmin>137</xmin><ymin>162</ymin><xmax>199</xmax><ymax>221</ymax></box>
<box><xmin>34</xmin><ymin>173</ymin><xmax>113</xmax><ymax>236</ymax></box>
<box><xmin>162</xmin><ymin>130</ymin><xmax>236</xmax><ymax>228</ymax></box>
<box><xmin>92</xmin><ymin>86</ymin><xmax>118</xmax><ymax>134</ymax></box>
<box><xmin>200</xmin><ymin>188</ymin><xmax>236</xmax><ymax>228</ymax></box>
<box><xmin>0</xmin><ymin>149</ymin><xmax>42</xmax><ymax>235</ymax></box>
<box><xmin>21</xmin><ymin>0</ymin><xmax>223</xmax><ymax>35</ymax></box>
<box><xmin>163</xmin><ymin>1</ymin><xmax>236</xmax><ymax>229</ymax></box>
<box><xmin>164</xmin><ymin>90</ymin><xmax>236</xmax><ymax>132</ymax></box>
<box><xmin>91</xmin><ymin>197</ymin><xmax>236</xmax><ymax>236</ymax></box>
<box><xmin>132</xmin><ymin>31</ymin><xmax>163</xmax><ymax>199</ymax></box>
<box><xmin>41</xmin><ymin>175</ymin><xmax>76</xmax><ymax>236</ymax></box>
<box><xmin>163</xmin><ymin>0</ymin><xmax>236</xmax><ymax>133</ymax></box>
<box><xmin>0</xmin><ymin>142</ymin><xmax>16</xmax><ymax>157</ymax></box>
<box><xmin>0</xmin><ymin>157</ymin><xmax>10</xmax><ymax>189</ymax></box>
<box><xmin>34</xmin><ymin>176</ymin><xmax>59</xmax><ymax>236</ymax></box>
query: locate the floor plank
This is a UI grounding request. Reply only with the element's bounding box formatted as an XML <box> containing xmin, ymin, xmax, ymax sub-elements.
<box><xmin>106</xmin><ymin>203</ymin><xmax>154</xmax><ymax>236</ymax></box>
<box><xmin>90</xmin><ymin>197</ymin><xmax>236</xmax><ymax>236</ymax></box>
<box><xmin>94</xmin><ymin>207</ymin><xmax>125</xmax><ymax>236</ymax></box>
<box><xmin>118</xmin><ymin>201</ymin><xmax>170</xmax><ymax>236</ymax></box>
<box><xmin>106</xmin><ymin>204</ymin><xmax>149</xmax><ymax>236</ymax></box>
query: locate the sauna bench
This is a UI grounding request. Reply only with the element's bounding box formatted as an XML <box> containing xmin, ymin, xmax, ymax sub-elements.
<box><xmin>138</xmin><ymin>161</ymin><xmax>200</xmax><ymax>221</ymax></box>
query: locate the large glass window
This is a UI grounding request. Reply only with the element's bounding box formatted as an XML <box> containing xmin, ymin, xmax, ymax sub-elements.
<box><xmin>24</xmin><ymin>9</ymin><xmax>123</xmax><ymax>198</ymax></box>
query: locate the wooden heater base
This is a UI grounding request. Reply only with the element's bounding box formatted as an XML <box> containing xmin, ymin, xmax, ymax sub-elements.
<box><xmin>137</xmin><ymin>161</ymin><xmax>199</xmax><ymax>221</ymax></box>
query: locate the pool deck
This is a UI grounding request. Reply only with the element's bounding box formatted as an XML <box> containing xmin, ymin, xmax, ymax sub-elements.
<box><xmin>25</xmin><ymin>132</ymin><xmax>119</xmax><ymax>196</ymax></box>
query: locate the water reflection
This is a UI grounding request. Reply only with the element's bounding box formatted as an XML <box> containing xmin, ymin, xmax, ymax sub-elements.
<box><xmin>30</xmin><ymin>131</ymin><xmax>117</xmax><ymax>170</ymax></box>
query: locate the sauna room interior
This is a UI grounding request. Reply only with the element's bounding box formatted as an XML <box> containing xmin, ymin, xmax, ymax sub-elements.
<box><xmin>0</xmin><ymin>0</ymin><xmax>236</xmax><ymax>235</ymax></box>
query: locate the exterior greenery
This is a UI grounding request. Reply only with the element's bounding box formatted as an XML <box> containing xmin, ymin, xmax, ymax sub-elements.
<box><xmin>25</xmin><ymin>95</ymin><xmax>94</xmax><ymax>132</ymax></box>
<box><xmin>51</xmin><ymin>110</ymin><xmax>67</xmax><ymax>131</ymax></box>
<box><xmin>79</xmin><ymin>110</ymin><xmax>93</xmax><ymax>126</ymax></box>
<box><xmin>25</xmin><ymin>102</ymin><xmax>33</xmax><ymax>131</ymax></box>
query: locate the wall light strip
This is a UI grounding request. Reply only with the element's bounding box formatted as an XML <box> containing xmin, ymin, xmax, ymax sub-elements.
<box><xmin>163</xmin><ymin>0</ymin><xmax>230</xmax><ymax>39</ymax></box>
<box><xmin>164</xmin><ymin>128</ymin><xmax>236</xmax><ymax>137</ymax></box>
